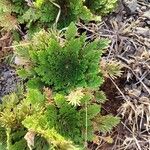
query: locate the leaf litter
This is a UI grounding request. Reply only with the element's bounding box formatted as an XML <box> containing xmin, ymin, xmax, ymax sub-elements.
<box><xmin>78</xmin><ymin>0</ymin><xmax>150</xmax><ymax>149</ymax></box>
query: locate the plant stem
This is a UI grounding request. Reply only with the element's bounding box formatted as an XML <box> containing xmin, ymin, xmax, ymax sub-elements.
<box><xmin>6</xmin><ymin>128</ymin><xmax>11</xmax><ymax>150</ymax></box>
<box><xmin>84</xmin><ymin>101</ymin><xmax>88</xmax><ymax>148</ymax></box>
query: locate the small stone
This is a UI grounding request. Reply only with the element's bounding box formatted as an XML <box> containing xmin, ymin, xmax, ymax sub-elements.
<box><xmin>124</xmin><ymin>0</ymin><xmax>138</xmax><ymax>13</ymax></box>
<box><xmin>136</xmin><ymin>7</ymin><xmax>142</xmax><ymax>13</ymax></box>
<box><xmin>134</xmin><ymin>27</ymin><xmax>150</xmax><ymax>37</ymax></box>
<box><xmin>146</xmin><ymin>20</ymin><xmax>150</xmax><ymax>25</ymax></box>
<box><xmin>142</xmin><ymin>86</ymin><xmax>149</xmax><ymax>94</ymax></box>
<box><xmin>128</xmin><ymin>89</ymin><xmax>141</xmax><ymax>98</ymax></box>
<box><xmin>0</xmin><ymin>65</ymin><xmax>21</xmax><ymax>102</ymax></box>
<box><xmin>122</xmin><ymin>11</ymin><xmax>126</xmax><ymax>14</ymax></box>
<box><xmin>144</xmin><ymin>78</ymin><xmax>150</xmax><ymax>86</ymax></box>
<box><xmin>141</xmin><ymin>6</ymin><xmax>147</xmax><ymax>11</ymax></box>
<box><xmin>142</xmin><ymin>10</ymin><xmax>150</xmax><ymax>19</ymax></box>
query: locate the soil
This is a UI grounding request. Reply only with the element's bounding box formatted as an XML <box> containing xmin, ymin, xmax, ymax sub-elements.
<box><xmin>0</xmin><ymin>32</ymin><xmax>17</xmax><ymax>101</ymax></box>
<box><xmin>101</xmin><ymin>77</ymin><xmax>125</xmax><ymax>115</ymax></box>
<box><xmin>0</xmin><ymin>64</ymin><xmax>20</xmax><ymax>101</ymax></box>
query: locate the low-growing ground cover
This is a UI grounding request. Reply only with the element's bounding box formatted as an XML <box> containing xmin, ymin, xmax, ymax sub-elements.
<box><xmin>0</xmin><ymin>0</ymin><xmax>149</xmax><ymax>149</ymax></box>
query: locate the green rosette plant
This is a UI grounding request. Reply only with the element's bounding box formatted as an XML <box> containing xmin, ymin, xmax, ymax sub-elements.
<box><xmin>15</xmin><ymin>23</ymin><xmax>109</xmax><ymax>92</ymax></box>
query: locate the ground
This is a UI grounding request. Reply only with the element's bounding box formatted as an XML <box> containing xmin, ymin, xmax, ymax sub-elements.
<box><xmin>79</xmin><ymin>0</ymin><xmax>150</xmax><ymax>149</ymax></box>
<box><xmin>0</xmin><ymin>0</ymin><xmax>150</xmax><ymax>149</ymax></box>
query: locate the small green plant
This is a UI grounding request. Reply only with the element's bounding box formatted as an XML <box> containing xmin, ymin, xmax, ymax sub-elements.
<box><xmin>0</xmin><ymin>92</ymin><xmax>30</xmax><ymax>150</ymax></box>
<box><xmin>0</xmin><ymin>0</ymin><xmax>117</xmax><ymax>36</ymax></box>
<box><xmin>0</xmin><ymin>0</ymin><xmax>121</xmax><ymax>149</ymax></box>
<box><xmin>0</xmin><ymin>90</ymin><xmax>80</xmax><ymax>150</ymax></box>
<box><xmin>0</xmin><ymin>88</ymin><xmax>120</xmax><ymax>149</ymax></box>
<box><xmin>85</xmin><ymin>0</ymin><xmax>117</xmax><ymax>16</ymax></box>
<box><xmin>15</xmin><ymin>23</ymin><xmax>109</xmax><ymax>92</ymax></box>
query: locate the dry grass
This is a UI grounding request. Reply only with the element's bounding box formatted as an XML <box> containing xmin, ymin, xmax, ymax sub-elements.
<box><xmin>77</xmin><ymin>3</ymin><xmax>150</xmax><ymax>148</ymax></box>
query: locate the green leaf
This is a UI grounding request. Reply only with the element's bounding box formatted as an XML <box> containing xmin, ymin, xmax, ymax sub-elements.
<box><xmin>97</xmin><ymin>38</ymin><xmax>110</xmax><ymax>50</ymax></box>
<box><xmin>34</xmin><ymin>0</ymin><xmax>45</xmax><ymax>8</ymax></box>
<box><xmin>96</xmin><ymin>115</ymin><xmax>120</xmax><ymax>133</ymax></box>
<box><xmin>17</xmin><ymin>68</ymin><xmax>32</xmax><ymax>79</ymax></box>
<box><xmin>54</xmin><ymin>94</ymin><xmax>66</xmax><ymax>108</ymax></box>
<box><xmin>66</xmin><ymin>22</ymin><xmax>77</xmax><ymax>40</ymax></box>
<box><xmin>26</xmin><ymin>89</ymin><xmax>45</xmax><ymax>106</ymax></box>
<box><xmin>87</xmin><ymin>104</ymin><xmax>100</xmax><ymax>119</ymax></box>
<box><xmin>27</xmin><ymin>78</ymin><xmax>43</xmax><ymax>89</ymax></box>
<box><xmin>95</xmin><ymin>91</ymin><xmax>107</xmax><ymax>103</ymax></box>
<box><xmin>0</xmin><ymin>143</ymin><xmax>5</xmax><ymax>150</ymax></box>
<box><xmin>45</xmin><ymin>105</ymin><xmax>57</xmax><ymax>128</ymax></box>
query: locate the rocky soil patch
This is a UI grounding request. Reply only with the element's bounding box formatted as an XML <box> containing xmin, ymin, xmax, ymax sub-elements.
<box><xmin>0</xmin><ymin>64</ymin><xmax>20</xmax><ymax>101</ymax></box>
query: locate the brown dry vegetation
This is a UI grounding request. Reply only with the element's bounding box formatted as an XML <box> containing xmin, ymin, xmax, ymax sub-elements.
<box><xmin>79</xmin><ymin>0</ymin><xmax>150</xmax><ymax>149</ymax></box>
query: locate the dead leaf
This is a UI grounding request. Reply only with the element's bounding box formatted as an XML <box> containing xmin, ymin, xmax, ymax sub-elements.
<box><xmin>99</xmin><ymin>136</ymin><xmax>114</xmax><ymax>144</ymax></box>
<box><xmin>24</xmin><ymin>131</ymin><xmax>36</xmax><ymax>150</ymax></box>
